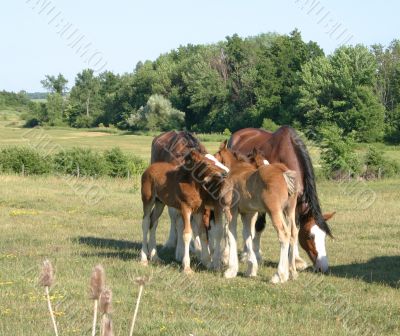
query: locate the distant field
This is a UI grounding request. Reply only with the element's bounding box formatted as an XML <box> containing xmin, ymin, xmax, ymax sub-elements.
<box><xmin>0</xmin><ymin>114</ymin><xmax>399</xmax><ymax>166</ymax></box>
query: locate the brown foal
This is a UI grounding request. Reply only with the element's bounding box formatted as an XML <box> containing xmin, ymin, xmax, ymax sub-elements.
<box><xmin>141</xmin><ymin>149</ymin><xmax>228</xmax><ymax>273</ymax></box>
<box><xmin>216</xmin><ymin>142</ymin><xmax>299</xmax><ymax>283</ymax></box>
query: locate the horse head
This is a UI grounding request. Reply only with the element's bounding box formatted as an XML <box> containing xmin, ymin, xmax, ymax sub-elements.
<box><xmin>184</xmin><ymin>149</ymin><xmax>228</xmax><ymax>183</ymax></box>
<box><xmin>298</xmin><ymin>212</ymin><xmax>336</xmax><ymax>273</ymax></box>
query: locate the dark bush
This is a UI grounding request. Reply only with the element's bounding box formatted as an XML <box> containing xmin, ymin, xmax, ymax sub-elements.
<box><xmin>0</xmin><ymin>146</ymin><xmax>51</xmax><ymax>175</ymax></box>
<box><xmin>319</xmin><ymin>124</ymin><xmax>361</xmax><ymax>179</ymax></box>
<box><xmin>53</xmin><ymin>147</ymin><xmax>108</xmax><ymax>177</ymax></box>
<box><xmin>104</xmin><ymin>147</ymin><xmax>129</xmax><ymax>177</ymax></box>
<box><xmin>363</xmin><ymin>146</ymin><xmax>400</xmax><ymax>179</ymax></box>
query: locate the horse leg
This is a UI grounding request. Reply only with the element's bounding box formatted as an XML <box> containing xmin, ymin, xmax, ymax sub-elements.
<box><xmin>270</xmin><ymin>211</ymin><xmax>290</xmax><ymax>284</ymax></box>
<box><xmin>140</xmin><ymin>202</ymin><xmax>153</xmax><ymax>266</ymax></box>
<box><xmin>181</xmin><ymin>207</ymin><xmax>193</xmax><ymax>274</ymax></box>
<box><xmin>294</xmin><ymin>241</ymin><xmax>308</xmax><ymax>271</ymax></box>
<box><xmin>242</xmin><ymin>212</ymin><xmax>258</xmax><ymax>277</ymax></box>
<box><xmin>211</xmin><ymin>207</ymin><xmax>225</xmax><ymax>272</ymax></box>
<box><xmin>148</xmin><ymin>200</ymin><xmax>165</xmax><ymax>262</ymax></box>
<box><xmin>193</xmin><ymin>212</ymin><xmax>211</xmax><ymax>268</ymax></box>
<box><xmin>242</xmin><ymin>212</ymin><xmax>265</xmax><ymax>263</ymax></box>
<box><xmin>222</xmin><ymin>208</ymin><xmax>237</xmax><ymax>267</ymax></box>
<box><xmin>163</xmin><ymin>207</ymin><xmax>178</xmax><ymax>249</ymax></box>
<box><xmin>287</xmin><ymin>196</ymin><xmax>298</xmax><ymax>280</ymax></box>
<box><xmin>224</xmin><ymin>208</ymin><xmax>239</xmax><ymax>279</ymax></box>
<box><xmin>175</xmin><ymin>215</ymin><xmax>184</xmax><ymax>262</ymax></box>
<box><xmin>190</xmin><ymin>214</ymin><xmax>202</xmax><ymax>260</ymax></box>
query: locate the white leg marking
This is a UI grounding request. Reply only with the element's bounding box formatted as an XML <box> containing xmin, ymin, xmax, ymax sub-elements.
<box><xmin>243</xmin><ymin>213</ymin><xmax>258</xmax><ymax>277</ymax></box>
<box><xmin>224</xmin><ymin>210</ymin><xmax>239</xmax><ymax>279</ymax></box>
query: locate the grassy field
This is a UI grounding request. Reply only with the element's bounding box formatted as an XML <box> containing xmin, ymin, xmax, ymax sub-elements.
<box><xmin>0</xmin><ymin>112</ymin><xmax>400</xmax><ymax>335</ymax></box>
<box><xmin>0</xmin><ymin>175</ymin><xmax>399</xmax><ymax>335</ymax></box>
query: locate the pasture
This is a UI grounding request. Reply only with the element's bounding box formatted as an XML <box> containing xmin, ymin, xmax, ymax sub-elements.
<box><xmin>0</xmin><ymin>120</ymin><xmax>400</xmax><ymax>335</ymax></box>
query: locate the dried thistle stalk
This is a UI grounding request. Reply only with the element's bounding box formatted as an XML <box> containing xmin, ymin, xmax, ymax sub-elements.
<box><xmin>39</xmin><ymin>259</ymin><xmax>54</xmax><ymax>288</ymax></box>
<box><xmin>90</xmin><ymin>264</ymin><xmax>105</xmax><ymax>300</ymax></box>
<box><xmin>39</xmin><ymin>260</ymin><xmax>58</xmax><ymax>336</ymax></box>
<box><xmin>99</xmin><ymin>288</ymin><xmax>112</xmax><ymax>315</ymax></box>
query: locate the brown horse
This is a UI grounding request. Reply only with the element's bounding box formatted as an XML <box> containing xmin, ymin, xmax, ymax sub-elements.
<box><xmin>141</xmin><ymin>149</ymin><xmax>228</xmax><ymax>273</ymax></box>
<box><xmin>216</xmin><ymin>144</ymin><xmax>299</xmax><ymax>283</ymax></box>
<box><xmin>150</xmin><ymin>131</ymin><xmax>210</xmax><ymax>261</ymax></box>
<box><xmin>228</xmin><ymin>127</ymin><xmax>334</xmax><ymax>272</ymax></box>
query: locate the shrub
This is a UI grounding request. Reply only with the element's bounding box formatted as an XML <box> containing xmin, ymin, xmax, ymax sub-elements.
<box><xmin>73</xmin><ymin>115</ymin><xmax>94</xmax><ymax>128</ymax></box>
<box><xmin>126</xmin><ymin>154</ymin><xmax>147</xmax><ymax>176</ymax></box>
<box><xmin>104</xmin><ymin>147</ymin><xmax>129</xmax><ymax>177</ymax></box>
<box><xmin>262</xmin><ymin>118</ymin><xmax>280</xmax><ymax>132</ymax></box>
<box><xmin>319</xmin><ymin>124</ymin><xmax>361</xmax><ymax>179</ymax></box>
<box><xmin>223</xmin><ymin>128</ymin><xmax>231</xmax><ymax>137</ymax></box>
<box><xmin>0</xmin><ymin>146</ymin><xmax>51</xmax><ymax>175</ymax></box>
<box><xmin>53</xmin><ymin>147</ymin><xmax>108</xmax><ymax>177</ymax></box>
<box><xmin>363</xmin><ymin>146</ymin><xmax>400</xmax><ymax>179</ymax></box>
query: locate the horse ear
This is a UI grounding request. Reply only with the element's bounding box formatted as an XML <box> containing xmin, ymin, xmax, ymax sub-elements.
<box><xmin>219</xmin><ymin>140</ymin><xmax>227</xmax><ymax>150</ymax></box>
<box><xmin>323</xmin><ymin>212</ymin><xmax>336</xmax><ymax>221</ymax></box>
<box><xmin>252</xmin><ymin>147</ymin><xmax>258</xmax><ymax>156</ymax></box>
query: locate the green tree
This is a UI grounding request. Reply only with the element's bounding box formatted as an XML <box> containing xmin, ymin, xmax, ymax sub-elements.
<box><xmin>41</xmin><ymin>74</ymin><xmax>68</xmax><ymax>95</ymax></box>
<box><xmin>127</xmin><ymin>94</ymin><xmax>184</xmax><ymax>131</ymax></box>
<box><xmin>67</xmin><ymin>69</ymin><xmax>102</xmax><ymax>127</ymax></box>
<box><xmin>298</xmin><ymin>45</ymin><xmax>385</xmax><ymax>142</ymax></box>
<box><xmin>319</xmin><ymin>124</ymin><xmax>361</xmax><ymax>179</ymax></box>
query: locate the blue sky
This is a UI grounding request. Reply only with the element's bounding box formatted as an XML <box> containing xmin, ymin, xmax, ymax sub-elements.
<box><xmin>1</xmin><ymin>0</ymin><xmax>399</xmax><ymax>92</ymax></box>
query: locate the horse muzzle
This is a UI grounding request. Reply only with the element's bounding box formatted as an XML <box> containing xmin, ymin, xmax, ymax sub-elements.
<box><xmin>314</xmin><ymin>256</ymin><xmax>329</xmax><ymax>273</ymax></box>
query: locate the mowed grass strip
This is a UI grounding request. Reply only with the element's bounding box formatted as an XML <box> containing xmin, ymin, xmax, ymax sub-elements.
<box><xmin>0</xmin><ymin>174</ymin><xmax>399</xmax><ymax>335</ymax></box>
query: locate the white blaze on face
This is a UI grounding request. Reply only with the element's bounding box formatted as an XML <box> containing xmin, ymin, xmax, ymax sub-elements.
<box><xmin>205</xmin><ymin>154</ymin><xmax>230</xmax><ymax>173</ymax></box>
<box><xmin>310</xmin><ymin>224</ymin><xmax>328</xmax><ymax>272</ymax></box>
<box><xmin>263</xmin><ymin>159</ymin><xmax>270</xmax><ymax>165</ymax></box>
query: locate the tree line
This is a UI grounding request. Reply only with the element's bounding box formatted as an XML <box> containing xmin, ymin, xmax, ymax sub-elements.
<box><xmin>10</xmin><ymin>30</ymin><xmax>400</xmax><ymax>143</ymax></box>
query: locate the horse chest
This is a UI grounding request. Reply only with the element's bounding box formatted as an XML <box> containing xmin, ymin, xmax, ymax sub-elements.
<box><xmin>178</xmin><ymin>182</ymin><xmax>202</xmax><ymax>209</ymax></box>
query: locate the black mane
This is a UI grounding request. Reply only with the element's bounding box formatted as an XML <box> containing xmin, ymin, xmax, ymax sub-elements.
<box><xmin>289</xmin><ymin>127</ymin><xmax>333</xmax><ymax>237</ymax></box>
<box><xmin>178</xmin><ymin>131</ymin><xmax>206</xmax><ymax>154</ymax></box>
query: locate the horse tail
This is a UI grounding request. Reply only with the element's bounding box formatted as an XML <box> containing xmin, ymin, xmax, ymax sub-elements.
<box><xmin>288</xmin><ymin>127</ymin><xmax>333</xmax><ymax>238</ymax></box>
<box><xmin>283</xmin><ymin>170</ymin><xmax>297</xmax><ymax>196</ymax></box>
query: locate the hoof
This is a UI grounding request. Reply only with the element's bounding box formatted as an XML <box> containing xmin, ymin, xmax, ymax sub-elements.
<box><xmin>183</xmin><ymin>267</ymin><xmax>194</xmax><ymax>275</ymax></box>
<box><xmin>270</xmin><ymin>272</ymin><xmax>288</xmax><ymax>284</ymax></box>
<box><xmin>224</xmin><ymin>268</ymin><xmax>238</xmax><ymax>279</ymax></box>
<box><xmin>290</xmin><ymin>271</ymin><xmax>299</xmax><ymax>280</ymax></box>
<box><xmin>295</xmin><ymin>258</ymin><xmax>308</xmax><ymax>272</ymax></box>
<box><xmin>245</xmin><ymin>268</ymin><xmax>258</xmax><ymax>278</ymax></box>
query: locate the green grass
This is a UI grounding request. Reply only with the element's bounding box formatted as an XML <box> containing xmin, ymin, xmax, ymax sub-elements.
<box><xmin>0</xmin><ymin>175</ymin><xmax>399</xmax><ymax>335</ymax></box>
<box><xmin>0</xmin><ymin>116</ymin><xmax>399</xmax><ymax>335</ymax></box>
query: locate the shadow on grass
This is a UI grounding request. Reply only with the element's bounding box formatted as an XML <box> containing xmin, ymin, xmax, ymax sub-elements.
<box><xmin>75</xmin><ymin>236</ymin><xmax>180</xmax><ymax>265</ymax></box>
<box><xmin>329</xmin><ymin>256</ymin><xmax>400</xmax><ymax>288</ymax></box>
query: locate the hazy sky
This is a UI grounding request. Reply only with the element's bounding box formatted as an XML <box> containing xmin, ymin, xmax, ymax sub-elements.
<box><xmin>1</xmin><ymin>0</ymin><xmax>399</xmax><ymax>92</ymax></box>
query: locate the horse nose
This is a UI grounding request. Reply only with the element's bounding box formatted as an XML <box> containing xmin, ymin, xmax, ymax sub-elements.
<box><xmin>315</xmin><ymin>256</ymin><xmax>329</xmax><ymax>273</ymax></box>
